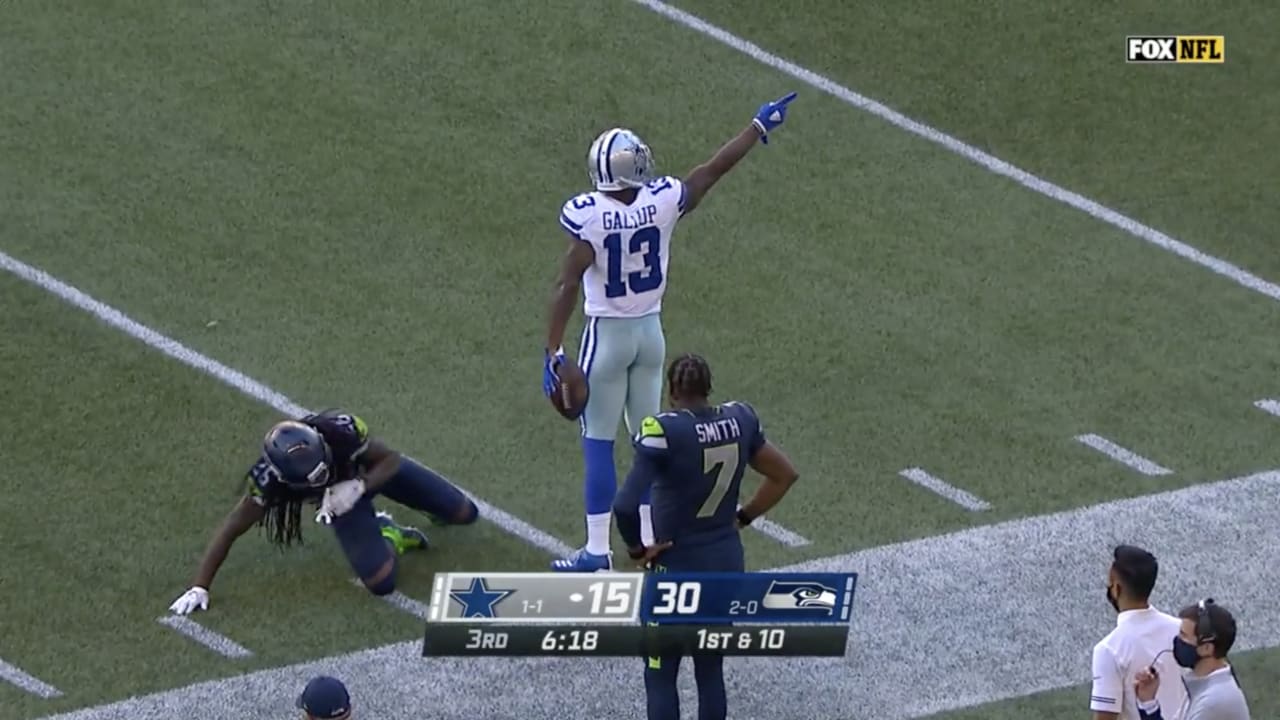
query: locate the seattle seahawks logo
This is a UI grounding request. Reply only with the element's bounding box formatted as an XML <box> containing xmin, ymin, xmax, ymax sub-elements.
<box><xmin>760</xmin><ymin>581</ymin><xmax>838</xmax><ymax>613</ymax></box>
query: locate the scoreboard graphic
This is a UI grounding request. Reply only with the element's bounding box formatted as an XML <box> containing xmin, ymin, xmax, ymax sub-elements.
<box><xmin>422</xmin><ymin>572</ymin><xmax>857</xmax><ymax>657</ymax></box>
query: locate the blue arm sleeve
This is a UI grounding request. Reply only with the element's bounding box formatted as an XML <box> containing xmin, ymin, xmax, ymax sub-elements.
<box><xmin>613</xmin><ymin>451</ymin><xmax>659</xmax><ymax>547</ymax></box>
<box><xmin>1138</xmin><ymin>705</ymin><xmax>1164</xmax><ymax>720</ymax></box>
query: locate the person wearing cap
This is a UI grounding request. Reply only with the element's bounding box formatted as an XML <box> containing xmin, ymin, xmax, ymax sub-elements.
<box><xmin>1134</xmin><ymin>599</ymin><xmax>1251</xmax><ymax>720</ymax></box>
<box><xmin>298</xmin><ymin>675</ymin><xmax>352</xmax><ymax>719</ymax></box>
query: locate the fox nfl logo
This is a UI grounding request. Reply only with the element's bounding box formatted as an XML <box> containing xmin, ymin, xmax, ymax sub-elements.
<box><xmin>1126</xmin><ymin>36</ymin><xmax>1224</xmax><ymax>64</ymax></box>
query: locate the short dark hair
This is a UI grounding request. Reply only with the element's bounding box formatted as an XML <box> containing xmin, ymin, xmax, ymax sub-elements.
<box><xmin>1178</xmin><ymin>601</ymin><xmax>1237</xmax><ymax>658</ymax></box>
<box><xmin>1111</xmin><ymin>545</ymin><xmax>1158</xmax><ymax>600</ymax></box>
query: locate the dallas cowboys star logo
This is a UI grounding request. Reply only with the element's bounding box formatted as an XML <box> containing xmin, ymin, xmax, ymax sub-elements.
<box><xmin>449</xmin><ymin>578</ymin><xmax>515</xmax><ymax>618</ymax></box>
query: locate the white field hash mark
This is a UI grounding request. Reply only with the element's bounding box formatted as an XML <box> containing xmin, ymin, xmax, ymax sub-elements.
<box><xmin>0</xmin><ymin>658</ymin><xmax>62</xmax><ymax>699</ymax></box>
<box><xmin>751</xmin><ymin>515</ymin><xmax>811</xmax><ymax>546</ymax></box>
<box><xmin>156</xmin><ymin>616</ymin><xmax>253</xmax><ymax>659</ymax></box>
<box><xmin>0</xmin><ymin>249</ymin><xmax>573</xmax><ymax>559</ymax></box>
<box><xmin>1254</xmin><ymin>399</ymin><xmax>1280</xmax><ymax>417</ymax></box>
<box><xmin>898</xmin><ymin>467</ymin><xmax>992</xmax><ymax>511</ymax></box>
<box><xmin>632</xmin><ymin>0</ymin><xmax>1280</xmax><ymax>305</ymax></box>
<box><xmin>1075</xmin><ymin>434</ymin><xmax>1173</xmax><ymax>476</ymax></box>
<box><xmin>738</xmin><ymin>504</ymin><xmax>811</xmax><ymax>546</ymax></box>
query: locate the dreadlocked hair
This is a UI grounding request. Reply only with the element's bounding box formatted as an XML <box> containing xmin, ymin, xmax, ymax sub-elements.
<box><xmin>263</xmin><ymin>496</ymin><xmax>305</xmax><ymax>548</ymax></box>
<box><xmin>233</xmin><ymin>475</ymin><xmax>306</xmax><ymax>548</ymax></box>
<box><xmin>667</xmin><ymin>353</ymin><xmax>713</xmax><ymax>400</ymax></box>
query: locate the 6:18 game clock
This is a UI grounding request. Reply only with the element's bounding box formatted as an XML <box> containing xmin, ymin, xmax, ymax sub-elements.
<box><xmin>540</xmin><ymin>629</ymin><xmax>599</xmax><ymax>652</ymax></box>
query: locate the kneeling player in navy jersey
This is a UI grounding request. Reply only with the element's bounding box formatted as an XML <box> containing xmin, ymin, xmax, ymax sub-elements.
<box><xmin>613</xmin><ymin>354</ymin><xmax>800</xmax><ymax>720</ymax></box>
<box><xmin>168</xmin><ymin>409</ymin><xmax>479</xmax><ymax>615</ymax></box>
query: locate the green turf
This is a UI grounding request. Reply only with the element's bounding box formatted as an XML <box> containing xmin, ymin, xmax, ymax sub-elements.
<box><xmin>4</xmin><ymin>0</ymin><xmax>1280</xmax><ymax>561</ymax></box>
<box><xmin>926</xmin><ymin>646</ymin><xmax>1280</xmax><ymax>720</ymax></box>
<box><xmin>0</xmin><ymin>272</ymin><xmax>545</xmax><ymax>718</ymax></box>
<box><xmin>1</xmin><ymin>0</ymin><xmax>1277</xmax><ymax>716</ymax></box>
<box><xmin>669</xmin><ymin>0</ymin><xmax>1280</xmax><ymax>279</ymax></box>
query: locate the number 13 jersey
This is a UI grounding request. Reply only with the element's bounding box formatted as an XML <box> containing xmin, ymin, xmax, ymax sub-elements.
<box><xmin>559</xmin><ymin>175</ymin><xmax>689</xmax><ymax>319</ymax></box>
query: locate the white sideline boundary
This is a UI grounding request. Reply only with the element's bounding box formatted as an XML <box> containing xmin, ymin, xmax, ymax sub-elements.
<box><xmin>39</xmin><ymin>468</ymin><xmax>1280</xmax><ymax>720</ymax></box>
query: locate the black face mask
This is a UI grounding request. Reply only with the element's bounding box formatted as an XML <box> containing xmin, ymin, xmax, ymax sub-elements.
<box><xmin>1106</xmin><ymin>583</ymin><xmax>1121</xmax><ymax>613</ymax></box>
<box><xmin>1173</xmin><ymin>636</ymin><xmax>1203</xmax><ymax>668</ymax></box>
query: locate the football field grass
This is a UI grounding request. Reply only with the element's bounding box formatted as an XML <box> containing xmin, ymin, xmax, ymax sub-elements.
<box><xmin>2</xmin><ymin>1</ymin><xmax>1278</xmax><ymax>718</ymax></box>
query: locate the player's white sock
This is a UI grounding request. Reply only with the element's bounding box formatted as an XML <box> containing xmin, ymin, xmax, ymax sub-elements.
<box><xmin>586</xmin><ymin>513</ymin><xmax>612</xmax><ymax>555</ymax></box>
<box><xmin>639</xmin><ymin>504</ymin><xmax>655</xmax><ymax>547</ymax></box>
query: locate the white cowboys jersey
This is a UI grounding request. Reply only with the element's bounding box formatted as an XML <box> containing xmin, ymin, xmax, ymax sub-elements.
<box><xmin>559</xmin><ymin>175</ymin><xmax>688</xmax><ymax>318</ymax></box>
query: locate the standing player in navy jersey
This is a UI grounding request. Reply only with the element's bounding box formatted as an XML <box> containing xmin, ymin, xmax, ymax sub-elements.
<box><xmin>613</xmin><ymin>354</ymin><xmax>800</xmax><ymax>720</ymax></box>
<box><xmin>167</xmin><ymin>409</ymin><xmax>479</xmax><ymax>615</ymax></box>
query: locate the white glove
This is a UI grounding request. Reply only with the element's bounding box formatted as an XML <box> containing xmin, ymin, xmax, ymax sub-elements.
<box><xmin>169</xmin><ymin>586</ymin><xmax>209</xmax><ymax>615</ymax></box>
<box><xmin>315</xmin><ymin>479</ymin><xmax>366</xmax><ymax>524</ymax></box>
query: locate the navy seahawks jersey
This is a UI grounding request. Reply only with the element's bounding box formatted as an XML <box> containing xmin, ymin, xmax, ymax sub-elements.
<box><xmin>245</xmin><ymin>409</ymin><xmax>371</xmax><ymax>506</ymax></box>
<box><xmin>632</xmin><ymin>401</ymin><xmax>766</xmax><ymax>545</ymax></box>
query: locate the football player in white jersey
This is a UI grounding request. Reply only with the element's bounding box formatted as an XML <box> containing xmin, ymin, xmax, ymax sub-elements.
<box><xmin>542</xmin><ymin>92</ymin><xmax>799</xmax><ymax>571</ymax></box>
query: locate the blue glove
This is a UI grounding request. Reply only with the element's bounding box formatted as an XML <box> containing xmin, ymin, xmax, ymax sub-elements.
<box><xmin>751</xmin><ymin>92</ymin><xmax>798</xmax><ymax>144</ymax></box>
<box><xmin>543</xmin><ymin>347</ymin><xmax>566</xmax><ymax>397</ymax></box>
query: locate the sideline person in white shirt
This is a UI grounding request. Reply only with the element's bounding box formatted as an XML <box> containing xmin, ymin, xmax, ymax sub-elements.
<box><xmin>1091</xmin><ymin>545</ymin><xmax>1188</xmax><ymax>720</ymax></box>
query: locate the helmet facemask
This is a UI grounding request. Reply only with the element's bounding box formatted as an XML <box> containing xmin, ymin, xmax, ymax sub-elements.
<box><xmin>586</xmin><ymin>128</ymin><xmax>655</xmax><ymax>191</ymax></box>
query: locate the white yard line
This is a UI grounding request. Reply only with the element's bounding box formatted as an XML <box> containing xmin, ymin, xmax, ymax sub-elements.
<box><xmin>0</xmin><ymin>658</ymin><xmax>62</xmax><ymax>699</ymax></box>
<box><xmin>156</xmin><ymin>617</ymin><xmax>254</xmax><ymax>659</ymax></box>
<box><xmin>630</xmin><ymin>0</ymin><xmax>1280</xmax><ymax>304</ymax></box>
<box><xmin>0</xmin><ymin>249</ymin><xmax>572</xmax><ymax>558</ymax></box>
<box><xmin>898</xmin><ymin>467</ymin><xmax>992</xmax><ymax>511</ymax></box>
<box><xmin>1254</xmin><ymin>399</ymin><xmax>1280</xmax><ymax>417</ymax></box>
<box><xmin>0</xmin><ymin>249</ymin><xmax>804</xmax><ymax>557</ymax></box>
<box><xmin>45</xmin><ymin>468</ymin><xmax>1280</xmax><ymax>720</ymax></box>
<box><xmin>349</xmin><ymin>578</ymin><xmax>432</xmax><ymax>620</ymax></box>
<box><xmin>1075</xmin><ymin>434</ymin><xmax>1173</xmax><ymax>476</ymax></box>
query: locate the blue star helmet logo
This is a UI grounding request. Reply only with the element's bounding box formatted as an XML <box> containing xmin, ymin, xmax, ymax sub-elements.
<box><xmin>449</xmin><ymin>578</ymin><xmax>515</xmax><ymax>619</ymax></box>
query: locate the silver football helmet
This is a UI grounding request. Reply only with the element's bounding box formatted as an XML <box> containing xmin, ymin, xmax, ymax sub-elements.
<box><xmin>586</xmin><ymin>128</ymin><xmax>654</xmax><ymax>191</ymax></box>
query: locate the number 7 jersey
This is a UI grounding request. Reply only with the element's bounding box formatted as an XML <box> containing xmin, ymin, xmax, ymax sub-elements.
<box><xmin>559</xmin><ymin>175</ymin><xmax>689</xmax><ymax>318</ymax></box>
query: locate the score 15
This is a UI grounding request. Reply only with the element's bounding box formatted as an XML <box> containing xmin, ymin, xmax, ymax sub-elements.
<box><xmin>586</xmin><ymin>580</ymin><xmax>634</xmax><ymax>616</ymax></box>
<box><xmin>650</xmin><ymin>581</ymin><xmax>703</xmax><ymax>615</ymax></box>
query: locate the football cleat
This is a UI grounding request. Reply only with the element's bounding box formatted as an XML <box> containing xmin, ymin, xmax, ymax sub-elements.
<box><xmin>550</xmin><ymin>547</ymin><xmax>612</xmax><ymax>572</ymax></box>
<box><xmin>376</xmin><ymin>511</ymin><xmax>429</xmax><ymax>555</ymax></box>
